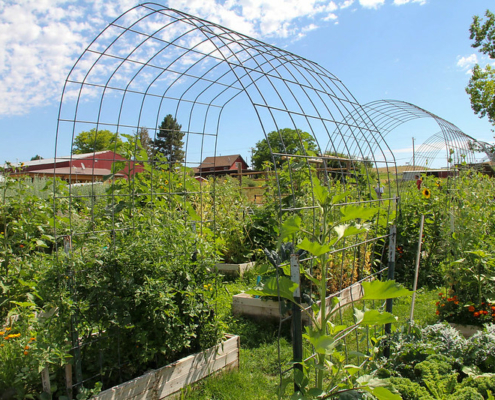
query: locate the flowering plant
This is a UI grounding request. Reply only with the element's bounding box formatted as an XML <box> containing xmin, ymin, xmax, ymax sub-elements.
<box><xmin>436</xmin><ymin>292</ymin><xmax>495</xmax><ymax>326</ymax></box>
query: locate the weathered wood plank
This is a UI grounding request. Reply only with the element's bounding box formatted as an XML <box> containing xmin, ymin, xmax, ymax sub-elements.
<box><xmin>93</xmin><ymin>335</ymin><xmax>239</xmax><ymax>400</ymax></box>
<box><xmin>215</xmin><ymin>262</ymin><xmax>255</xmax><ymax>277</ymax></box>
<box><xmin>232</xmin><ymin>282</ymin><xmax>365</xmax><ymax>322</ymax></box>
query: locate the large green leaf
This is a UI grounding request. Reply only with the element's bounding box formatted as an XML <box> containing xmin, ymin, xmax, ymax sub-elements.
<box><xmin>297</xmin><ymin>238</ymin><xmax>331</xmax><ymax>256</ymax></box>
<box><xmin>312</xmin><ymin>180</ymin><xmax>328</xmax><ymax>206</ymax></box>
<box><xmin>340</xmin><ymin>205</ymin><xmax>379</xmax><ymax>222</ymax></box>
<box><xmin>309</xmin><ymin>334</ymin><xmax>336</xmax><ymax>354</ymax></box>
<box><xmin>245</xmin><ymin>276</ymin><xmax>297</xmax><ymax>302</ymax></box>
<box><xmin>280</xmin><ymin>215</ymin><xmax>302</xmax><ymax>239</ymax></box>
<box><xmin>371</xmin><ymin>387</ymin><xmax>402</xmax><ymax>400</ymax></box>
<box><xmin>331</xmin><ymin>191</ymin><xmax>351</xmax><ymax>205</ymax></box>
<box><xmin>359</xmin><ymin>310</ymin><xmax>397</xmax><ymax>326</ymax></box>
<box><xmin>361</xmin><ymin>280</ymin><xmax>412</xmax><ymax>300</ymax></box>
<box><xmin>334</xmin><ymin>224</ymin><xmax>367</xmax><ymax>240</ymax></box>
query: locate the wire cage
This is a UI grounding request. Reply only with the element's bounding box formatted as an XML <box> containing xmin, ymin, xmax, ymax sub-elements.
<box><xmin>51</xmin><ymin>3</ymin><xmax>407</xmax><ymax>396</ymax></box>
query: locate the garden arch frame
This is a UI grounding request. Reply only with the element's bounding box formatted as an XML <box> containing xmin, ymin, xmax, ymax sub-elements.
<box><xmin>53</xmin><ymin>3</ymin><xmax>413</xmax><ymax>394</ymax></box>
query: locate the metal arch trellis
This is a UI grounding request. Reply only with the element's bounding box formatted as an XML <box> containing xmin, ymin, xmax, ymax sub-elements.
<box><xmin>53</xmin><ymin>3</ymin><xmax>398</xmax><ymax>395</ymax></box>
<box><xmin>337</xmin><ymin>99</ymin><xmax>482</xmax><ymax>170</ymax></box>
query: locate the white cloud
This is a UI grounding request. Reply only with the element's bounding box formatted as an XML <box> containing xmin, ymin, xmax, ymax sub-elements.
<box><xmin>457</xmin><ymin>54</ymin><xmax>478</xmax><ymax>70</ymax></box>
<box><xmin>359</xmin><ymin>0</ymin><xmax>385</xmax><ymax>9</ymax></box>
<box><xmin>339</xmin><ymin>0</ymin><xmax>354</xmax><ymax>9</ymax></box>
<box><xmin>393</xmin><ymin>0</ymin><xmax>427</xmax><ymax>5</ymax></box>
<box><xmin>0</xmin><ymin>0</ymin><xmax>426</xmax><ymax>117</ymax></box>
<box><xmin>323</xmin><ymin>13</ymin><xmax>338</xmax><ymax>21</ymax></box>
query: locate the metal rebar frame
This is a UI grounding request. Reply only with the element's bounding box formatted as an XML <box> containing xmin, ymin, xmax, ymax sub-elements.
<box><xmin>343</xmin><ymin>99</ymin><xmax>482</xmax><ymax>168</ymax></box>
<box><xmin>51</xmin><ymin>3</ymin><xmax>483</xmax><ymax>395</ymax></box>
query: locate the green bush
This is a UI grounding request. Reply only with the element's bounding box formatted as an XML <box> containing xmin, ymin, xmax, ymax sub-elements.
<box><xmin>388</xmin><ymin>377</ymin><xmax>434</xmax><ymax>400</ymax></box>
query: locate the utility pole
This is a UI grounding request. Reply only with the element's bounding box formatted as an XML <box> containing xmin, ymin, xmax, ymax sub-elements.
<box><xmin>249</xmin><ymin>147</ymin><xmax>254</xmax><ymax>169</ymax></box>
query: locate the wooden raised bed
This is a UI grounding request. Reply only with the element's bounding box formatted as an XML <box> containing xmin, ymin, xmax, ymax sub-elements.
<box><xmin>232</xmin><ymin>281</ymin><xmax>364</xmax><ymax>323</ymax></box>
<box><xmin>215</xmin><ymin>262</ymin><xmax>255</xmax><ymax>277</ymax></box>
<box><xmin>94</xmin><ymin>334</ymin><xmax>239</xmax><ymax>400</ymax></box>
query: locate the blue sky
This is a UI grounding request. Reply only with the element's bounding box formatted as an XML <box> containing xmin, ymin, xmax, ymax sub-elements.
<box><xmin>0</xmin><ymin>0</ymin><xmax>494</xmax><ymax>167</ymax></box>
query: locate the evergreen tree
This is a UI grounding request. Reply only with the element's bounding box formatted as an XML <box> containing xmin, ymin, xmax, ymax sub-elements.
<box><xmin>153</xmin><ymin>114</ymin><xmax>185</xmax><ymax>164</ymax></box>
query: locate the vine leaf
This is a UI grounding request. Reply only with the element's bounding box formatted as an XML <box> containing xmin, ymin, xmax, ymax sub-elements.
<box><xmin>298</xmin><ymin>238</ymin><xmax>332</xmax><ymax>256</ymax></box>
<box><xmin>334</xmin><ymin>224</ymin><xmax>367</xmax><ymax>240</ymax></box>
<box><xmin>245</xmin><ymin>276</ymin><xmax>297</xmax><ymax>302</ymax></box>
<box><xmin>355</xmin><ymin>309</ymin><xmax>397</xmax><ymax>326</ymax></box>
<box><xmin>361</xmin><ymin>280</ymin><xmax>412</xmax><ymax>300</ymax></box>
<box><xmin>280</xmin><ymin>215</ymin><xmax>302</xmax><ymax>240</ymax></box>
<box><xmin>340</xmin><ymin>205</ymin><xmax>379</xmax><ymax>222</ymax></box>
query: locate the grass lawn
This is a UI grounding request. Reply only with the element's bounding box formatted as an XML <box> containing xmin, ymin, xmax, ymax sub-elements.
<box><xmin>180</xmin><ymin>271</ymin><xmax>440</xmax><ymax>399</ymax></box>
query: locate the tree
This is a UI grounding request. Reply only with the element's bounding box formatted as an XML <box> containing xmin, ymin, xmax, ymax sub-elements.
<box><xmin>153</xmin><ymin>114</ymin><xmax>185</xmax><ymax>164</ymax></box>
<box><xmin>251</xmin><ymin>128</ymin><xmax>318</xmax><ymax>171</ymax></box>
<box><xmin>137</xmin><ymin>127</ymin><xmax>153</xmax><ymax>160</ymax></box>
<box><xmin>72</xmin><ymin>128</ymin><xmax>123</xmax><ymax>154</ymax></box>
<box><xmin>466</xmin><ymin>10</ymin><xmax>495</xmax><ymax>126</ymax></box>
<box><xmin>30</xmin><ymin>155</ymin><xmax>43</xmax><ymax>161</ymax></box>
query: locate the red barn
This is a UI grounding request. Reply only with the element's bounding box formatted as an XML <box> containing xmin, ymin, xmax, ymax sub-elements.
<box><xmin>7</xmin><ymin>151</ymin><xmax>142</xmax><ymax>183</ymax></box>
<box><xmin>195</xmin><ymin>155</ymin><xmax>249</xmax><ymax>177</ymax></box>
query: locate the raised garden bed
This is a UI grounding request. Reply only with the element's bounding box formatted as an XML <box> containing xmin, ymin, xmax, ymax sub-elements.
<box><xmin>94</xmin><ymin>334</ymin><xmax>240</xmax><ymax>400</ymax></box>
<box><xmin>232</xmin><ymin>281</ymin><xmax>364</xmax><ymax>322</ymax></box>
<box><xmin>215</xmin><ymin>262</ymin><xmax>255</xmax><ymax>277</ymax></box>
<box><xmin>448</xmin><ymin>322</ymin><xmax>482</xmax><ymax>338</ymax></box>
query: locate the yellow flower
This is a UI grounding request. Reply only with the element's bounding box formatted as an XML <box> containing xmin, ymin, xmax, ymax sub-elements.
<box><xmin>422</xmin><ymin>188</ymin><xmax>431</xmax><ymax>199</ymax></box>
<box><xmin>5</xmin><ymin>328</ymin><xmax>11</xmax><ymax>331</ymax></box>
<box><xmin>0</xmin><ymin>332</ymin><xmax>4</xmax><ymax>336</ymax></box>
<box><xmin>165</xmin><ymin>180</ymin><xmax>169</xmax><ymax>185</ymax></box>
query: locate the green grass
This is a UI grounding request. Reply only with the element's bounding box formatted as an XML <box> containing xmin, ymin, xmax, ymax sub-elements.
<box><xmin>180</xmin><ymin>269</ymin><xmax>440</xmax><ymax>399</ymax></box>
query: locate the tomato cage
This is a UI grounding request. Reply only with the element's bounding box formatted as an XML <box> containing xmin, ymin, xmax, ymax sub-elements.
<box><xmin>48</xmin><ymin>3</ymin><xmax>488</xmax><ymax>397</ymax></box>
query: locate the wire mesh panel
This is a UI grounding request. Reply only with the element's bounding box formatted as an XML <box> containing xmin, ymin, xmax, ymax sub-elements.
<box><xmin>52</xmin><ymin>3</ymin><xmax>399</xmax><ymax>396</ymax></box>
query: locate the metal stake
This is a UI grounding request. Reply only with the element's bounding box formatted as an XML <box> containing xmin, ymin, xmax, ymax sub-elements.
<box><xmin>384</xmin><ymin>225</ymin><xmax>396</xmax><ymax>358</ymax></box>
<box><xmin>290</xmin><ymin>254</ymin><xmax>303</xmax><ymax>392</ymax></box>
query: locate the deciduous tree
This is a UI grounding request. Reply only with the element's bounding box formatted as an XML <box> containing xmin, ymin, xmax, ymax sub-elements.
<box><xmin>72</xmin><ymin>128</ymin><xmax>123</xmax><ymax>154</ymax></box>
<box><xmin>466</xmin><ymin>10</ymin><xmax>495</xmax><ymax>125</ymax></box>
<box><xmin>251</xmin><ymin>128</ymin><xmax>318</xmax><ymax>171</ymax></box>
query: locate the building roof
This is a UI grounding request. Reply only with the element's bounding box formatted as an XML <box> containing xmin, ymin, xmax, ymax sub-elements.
<box><xmin>197</xmin><ymin>154</ymin><xmax>246</xmax><ymax>169</ymax></box>
<box><xmin>28</xmin><ymin>167</ymin><xmax>124</xmax><ymax>177</ymax></box>
<box><xmin>4</xmin><ymin>151</ymin><xmax>120</xmax><ymax>169</ymax></box>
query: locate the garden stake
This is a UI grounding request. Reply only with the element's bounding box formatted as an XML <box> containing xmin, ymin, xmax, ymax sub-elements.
<box><xmin>64</xmin><ymin>235</ymin><xmax>83</xmax><ymax>392</ymax></box>
<box><xmin>384</xmin><ymin>225</ymin><xmax>396</xmax><ymax>358</ymax></box>
<box><xmin>290</xmin><ymin>253</ymin><xmax>303</xmax><ymax>392</ymax></box>
<box><xmin>409</xmin><ymin>214</ymin><xmax>425</xmax><ymax>328</ymax></box>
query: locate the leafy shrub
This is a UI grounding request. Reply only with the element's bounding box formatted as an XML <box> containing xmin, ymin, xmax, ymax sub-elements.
<box><xmin>465</xmin><ymin>323</ymin><xmax>495</xmax><ymax>372</ymax></box>
<box><xmin>460</xmin><ymin>375</ymin><xmax>495</xmax><ymax>399</ymax></box>
<box><xmin>388</xmin><ymin>377</ymin><xmax>434</xmax><ymax>400</ymax></box>
<box><xmin>384</xmin><ymin>323</ymin><xmax>466</xmax><ymax>380</ymax></box>
<box><xmin>38</xmin><ymin>210</ymin><xmax>222</xmax><ymax>388</ymax></box>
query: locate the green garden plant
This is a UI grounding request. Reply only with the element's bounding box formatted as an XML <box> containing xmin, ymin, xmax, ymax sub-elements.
<box><xmin>248</xmin><ymin>179</ymin><xmax>411</xmax><ymax>399</ymax></box>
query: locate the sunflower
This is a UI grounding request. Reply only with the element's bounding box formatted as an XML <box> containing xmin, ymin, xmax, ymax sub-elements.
<box><xmin>422</xmin><ymin>188</ymin><xmax>431</xmax><ymax>199</ymax></box>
